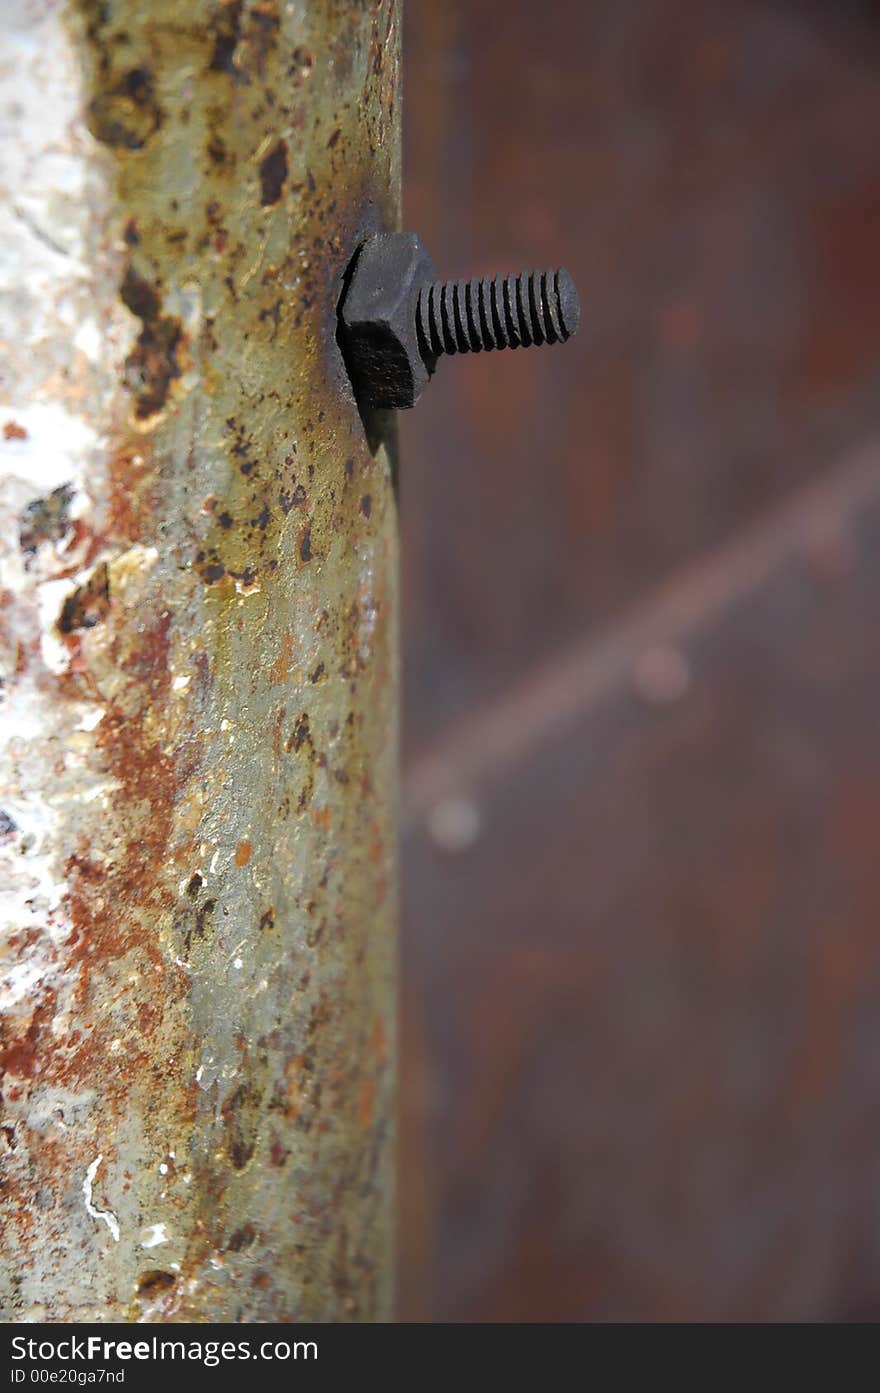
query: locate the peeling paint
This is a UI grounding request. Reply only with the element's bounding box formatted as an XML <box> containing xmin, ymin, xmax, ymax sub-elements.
<box><xmin>140</xmin><ymin>1223</ymin><xmax>169</xmax><ymax>1250</ymax></box>
<box><xmin>83</xmin><ymin>1155</ymin><xmax>121</xmax><ymax>1243</ymax></box>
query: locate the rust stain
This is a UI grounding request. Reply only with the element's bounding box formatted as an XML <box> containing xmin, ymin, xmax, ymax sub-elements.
<box><xmin>358</xmin><ymin>1077</ymin><xmax>375</xmax><ymax>1128</ymax></box>
<box><xmin>136</xmin><ymin>1270</ymin><xmax>177</xmax><ymax>1296</ymax></box>
<box><xmin>270</xmin><ymin>629</ymin><xmax>293</xmax><ymax>684</ymax></box>
<box><xmin>235</xmin><ymin>839</ymin><xmax>252</xmax><ymax>866</ymax></box>
<box><xmin>371</xmin><ymin>1014</ymin><xmax>388</xmax><ymax>1066</ymax></box>
<box><xmin>85</xmin><ymin>63</ymin><xmax>163</xmax><ymax>150</ymax></box>
<box><xmin>119</xmin><ymin>266</ymin><xmax>187</xmax><ymax>420</ymax></box>
<box><xmin>258</xmin><ymin>138</ymin><xmax>288</xmax><ymax>205</ymax></box>
<box><xmin>271</xmin><ymin>705</ymin><xmax>285</xmax><ymax>756</ymax></box>
<box><xmin>285</xmin><ymin>1056</ymin><xmax>303</xmax><ymax>1117</ymax></box>
<box><xmin>58</xmin><ymin>562</ymin><xmax>111</xmax><ymax>635</ymax></box>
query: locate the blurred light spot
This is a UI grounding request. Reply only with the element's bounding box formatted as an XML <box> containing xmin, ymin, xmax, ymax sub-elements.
<box><xmin>633</xmin><ymin>645</ymin><xmax>691</xmax><ymax>704</ymax></box>
<box><xmin>426</xmin><ymin>795</ymin><xmax>482</xmax><ymax>854</ymax></box>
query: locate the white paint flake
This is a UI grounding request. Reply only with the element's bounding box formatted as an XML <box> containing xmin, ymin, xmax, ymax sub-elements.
<box><xmin>140</xmin><ymin>1223</ymin><xmax>168</xmax><ymax>1249</ymax></box>
<box><xmin>82</xmin><ymin>1155</ymin><xmax>120</xmax><ymax>1242</ymax></box>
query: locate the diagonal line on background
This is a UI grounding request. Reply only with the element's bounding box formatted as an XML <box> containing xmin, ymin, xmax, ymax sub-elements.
<box><xmin>404</xmin><ymin>443</ymin><xmax>880</xmax><ymax>827</ymax></box>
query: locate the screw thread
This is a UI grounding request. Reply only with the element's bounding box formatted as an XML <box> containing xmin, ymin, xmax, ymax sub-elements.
<box><xmin>416</xmin><ymin>268</ymin><xmax>579</xmax><ymax>359</ymax></box>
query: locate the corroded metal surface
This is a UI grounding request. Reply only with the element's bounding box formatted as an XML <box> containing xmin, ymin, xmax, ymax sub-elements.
<box><xmin>401</xmin><ymin>0</ymin><xmax>880</xmax><ymax>1322</ymax></box>
<box><xmin>0</xmin><ymin>0</ymin><xmax>399</xmax><ymax>1321</ymax></box>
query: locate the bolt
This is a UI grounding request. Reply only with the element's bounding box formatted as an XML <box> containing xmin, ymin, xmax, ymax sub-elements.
<box><xmin>416</xmin><ymin>269</ymin><xmax>579</xmax><ymax>358</ymax></box>
<box><xmin>338</xmin><ymin>232</ymin><xmax>580</xmax><ymax>411</ymax></box>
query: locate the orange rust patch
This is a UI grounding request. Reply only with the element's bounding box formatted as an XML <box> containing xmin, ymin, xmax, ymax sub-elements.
<box><xmin>270</xmin><ymin>630</ymin><xmax>293</xmax><ymax>684</ymax></box>
<box><xmin>269</xmin><ymin>1138</ymin><xmax>288</xmax><ymax>1167</ymax></box>
<box><xmin>235</xmin><ymin>839</ymin><xmax>252</xmax><ymax>866</ymax></box>
<box><xmin>285</xmin><ymin>1056</ymin><xmax>303</xmax><ymax>1118</ymax></box>
<box><xmin>371</xmin><ymin>1014</ymin><xmax>388</xmax><ymax>1066</ymax></box>
<box><xmin>369</xmin><ymin>821</ymin><xmax>383</xmax><ymax>865</ymax></box>
<box><xmin>136</xmin><ymin>1269</ymin><xmax>177</xmax><ymax>1296</ymax></box>
<box><xmin>358</xmin><ymin>1077</ymin><xmax>375</xmax><ymax>1129</ymax></box>
<box><xmin>104</xmin><ymin>443</ymin><xmax>155</xmax><ymax>548</ymax></box>
<box><xmin>272</xmin><ymin>705</ymin><xmax>285</xmax><ymax>757</ymax></box>
<box><xmin>61</xmin><ymin>603</ymin><xmax>194</xmax><ymax>1027</ymax></box>
<box><xmin>0</xmin><ymin>992</ymin><xmax>56</xmax><ymax>1081</ymax></box>
<box><xmin>312</xmin><ymin>805</ymin><xmax>332</xmax><ymax>831</ymax></box>
<box><xmin>3</xmin><ymin>420</ymin><xmax>27</xmax><ymax>441</ymax></box>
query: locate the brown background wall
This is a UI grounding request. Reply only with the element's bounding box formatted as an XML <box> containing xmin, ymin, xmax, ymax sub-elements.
<box><xmin>398</xmin><ymin>0</ymin><xmax>880</xmax><ymax>1321</ymax></box>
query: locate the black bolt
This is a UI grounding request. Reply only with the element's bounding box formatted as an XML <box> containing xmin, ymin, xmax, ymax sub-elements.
<box><xmin>338</xmin><ymin>232</ymin><xmax>580</xmax><ymax>411</ymax></box>
<box><xmin>416</xmin><ymin>269</ymin><xmax>579</xmax><ymax>358</ymax></box>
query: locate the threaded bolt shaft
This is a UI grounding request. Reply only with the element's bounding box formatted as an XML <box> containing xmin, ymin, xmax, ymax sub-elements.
<box><xmin>416</xmin><ymin>267</ymin><xmax>580</xmax><ymax>359</ymax></box>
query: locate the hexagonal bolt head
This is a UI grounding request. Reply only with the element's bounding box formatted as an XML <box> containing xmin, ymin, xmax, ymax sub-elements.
<box><xmin>339</xmin><ymin>232</ymin><xmax>438</xmax><ymax>411</ymax></box>
<box><xmin>338</xmin><ymin>231</ymin><xmax>581</xmax><ymax>412</ymax></box>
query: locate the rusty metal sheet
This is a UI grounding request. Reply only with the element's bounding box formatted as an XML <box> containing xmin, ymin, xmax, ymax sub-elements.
<box><xmin>402</xmin><ymin>448</ymin><xmax>880</xmax><ymax>1321</ymax></box>
<box><xmin>0</xmin><ymin>0</ymin><xmax>400</xmax><ymax>1321</ymax></box>
<box><xmin>400</xmin><ymin>0</ymin><xmax>880</xmax><ymax>1321</ymax></box>
<box><xmin>401</xmin><ymin>0</ymin><xmax>880</xmax><ymax>757</ymax></box>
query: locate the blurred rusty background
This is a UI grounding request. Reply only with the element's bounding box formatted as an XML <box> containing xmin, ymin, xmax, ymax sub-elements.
<box><xmin>398</xmin><ymin>0</ymin><xmax>880</xmax><ymax>1321</ymax></box>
